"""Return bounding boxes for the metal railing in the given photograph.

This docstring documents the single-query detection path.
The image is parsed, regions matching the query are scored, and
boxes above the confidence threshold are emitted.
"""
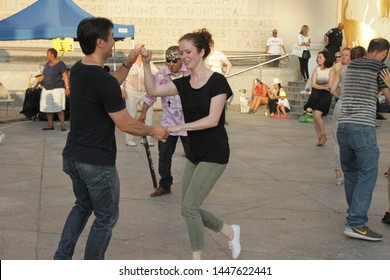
[226,53,293,79]
[150,53,294,79]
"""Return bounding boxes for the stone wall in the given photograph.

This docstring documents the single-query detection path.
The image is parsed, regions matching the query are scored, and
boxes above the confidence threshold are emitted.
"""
[0,0,338,54]
[1,0,335,109]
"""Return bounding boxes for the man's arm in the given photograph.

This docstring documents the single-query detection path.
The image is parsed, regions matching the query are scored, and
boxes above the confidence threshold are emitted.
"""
[380,69,390,102]
[223,57,232,77]
[324,34,329,46]
[109,108,169,141]
[111,45,143,84]
[281,44,286,54]
[138,102,150,123]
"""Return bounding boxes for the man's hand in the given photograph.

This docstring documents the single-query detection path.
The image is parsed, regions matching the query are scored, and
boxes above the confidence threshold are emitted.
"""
[150,125,170,142]
[138,112,146,123]
[381,69,390,88]
[126,44,144,65]
[141,48,153,64]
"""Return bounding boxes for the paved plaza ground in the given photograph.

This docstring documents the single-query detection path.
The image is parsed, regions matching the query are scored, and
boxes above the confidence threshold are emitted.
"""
[1,108,390,260]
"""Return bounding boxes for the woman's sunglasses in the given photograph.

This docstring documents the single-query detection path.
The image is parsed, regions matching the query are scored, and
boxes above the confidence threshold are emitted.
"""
[166,53,181,63]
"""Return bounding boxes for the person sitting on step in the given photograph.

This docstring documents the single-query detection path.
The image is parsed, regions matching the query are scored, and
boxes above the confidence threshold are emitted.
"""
[249,78,268,114]
[275,88,290,119]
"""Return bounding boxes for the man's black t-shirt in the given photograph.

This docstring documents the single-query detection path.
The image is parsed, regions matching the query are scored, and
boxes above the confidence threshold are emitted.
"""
[62,60,125,166]
[173,72,233,164]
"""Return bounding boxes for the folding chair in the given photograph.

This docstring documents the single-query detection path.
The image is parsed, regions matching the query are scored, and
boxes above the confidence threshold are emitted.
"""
[0,83,15,116]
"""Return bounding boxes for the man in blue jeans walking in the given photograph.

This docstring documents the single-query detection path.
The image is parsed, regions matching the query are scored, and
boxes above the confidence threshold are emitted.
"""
[337,38,390,241]
[54,17,169,260]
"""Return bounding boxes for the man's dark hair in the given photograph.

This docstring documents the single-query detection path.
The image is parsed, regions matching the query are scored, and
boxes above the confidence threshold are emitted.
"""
[77,17,114,55]
[367,38,390,54]
[351,46,367,60]
[166,45,179,55]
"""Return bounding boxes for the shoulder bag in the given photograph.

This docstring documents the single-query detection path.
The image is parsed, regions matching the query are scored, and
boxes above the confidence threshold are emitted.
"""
[300,35,311,60]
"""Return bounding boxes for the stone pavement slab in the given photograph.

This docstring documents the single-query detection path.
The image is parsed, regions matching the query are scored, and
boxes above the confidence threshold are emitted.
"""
[1,109,390,260]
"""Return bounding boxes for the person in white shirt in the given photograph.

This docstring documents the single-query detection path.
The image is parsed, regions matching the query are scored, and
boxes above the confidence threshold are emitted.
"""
[204,39,233,124]
[265,29,286,67]
[297,25,311,82]
[275,89,290,119]
[121,44,159,147]
[204,39,232,77]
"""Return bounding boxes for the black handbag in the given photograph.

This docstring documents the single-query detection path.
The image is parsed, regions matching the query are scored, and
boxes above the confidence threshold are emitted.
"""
[302,50,311,60]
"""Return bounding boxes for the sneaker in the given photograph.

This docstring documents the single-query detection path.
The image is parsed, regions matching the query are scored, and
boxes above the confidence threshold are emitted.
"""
[382,212,390,224]
[228,225,241,259]
[126,140,137,147]
[336,177,344,186]
[300,89,311,94]
[344,225,383,241]
[282,115,288,119]
[275,115,281,119]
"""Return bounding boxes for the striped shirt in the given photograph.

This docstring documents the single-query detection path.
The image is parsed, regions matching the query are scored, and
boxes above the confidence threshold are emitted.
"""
[339,58,388,127]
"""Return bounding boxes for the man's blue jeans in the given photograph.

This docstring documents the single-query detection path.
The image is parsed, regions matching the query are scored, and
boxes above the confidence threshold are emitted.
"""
[337,124,379,228]
[54,157,120,260]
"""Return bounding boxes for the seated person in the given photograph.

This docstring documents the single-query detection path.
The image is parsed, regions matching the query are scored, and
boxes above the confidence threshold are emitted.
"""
[249,78,268,114]
[275,89,290,119]
[267,78,282,117]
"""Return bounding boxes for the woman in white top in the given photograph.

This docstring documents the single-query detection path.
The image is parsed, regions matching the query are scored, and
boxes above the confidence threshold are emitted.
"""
[304,50,334,146]
[329,48,352,186]
[297,25,311,82]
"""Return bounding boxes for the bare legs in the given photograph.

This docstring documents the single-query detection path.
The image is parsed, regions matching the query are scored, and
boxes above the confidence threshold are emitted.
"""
[45,113,54,129]
[313,110,326,146]
[57,111,66,130]
[249,96,267,114]
[276,106,288,118]
[44,111,66,130]
[335,169,344,185]
[220,223,234,240]
[192,251,202,260]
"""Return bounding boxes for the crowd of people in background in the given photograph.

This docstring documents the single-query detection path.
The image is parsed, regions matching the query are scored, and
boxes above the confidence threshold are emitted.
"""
[2,16,390,260]
[236,23,390,243]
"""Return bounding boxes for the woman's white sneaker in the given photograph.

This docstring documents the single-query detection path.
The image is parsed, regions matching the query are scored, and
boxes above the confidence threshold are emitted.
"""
[228,224,241,259]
